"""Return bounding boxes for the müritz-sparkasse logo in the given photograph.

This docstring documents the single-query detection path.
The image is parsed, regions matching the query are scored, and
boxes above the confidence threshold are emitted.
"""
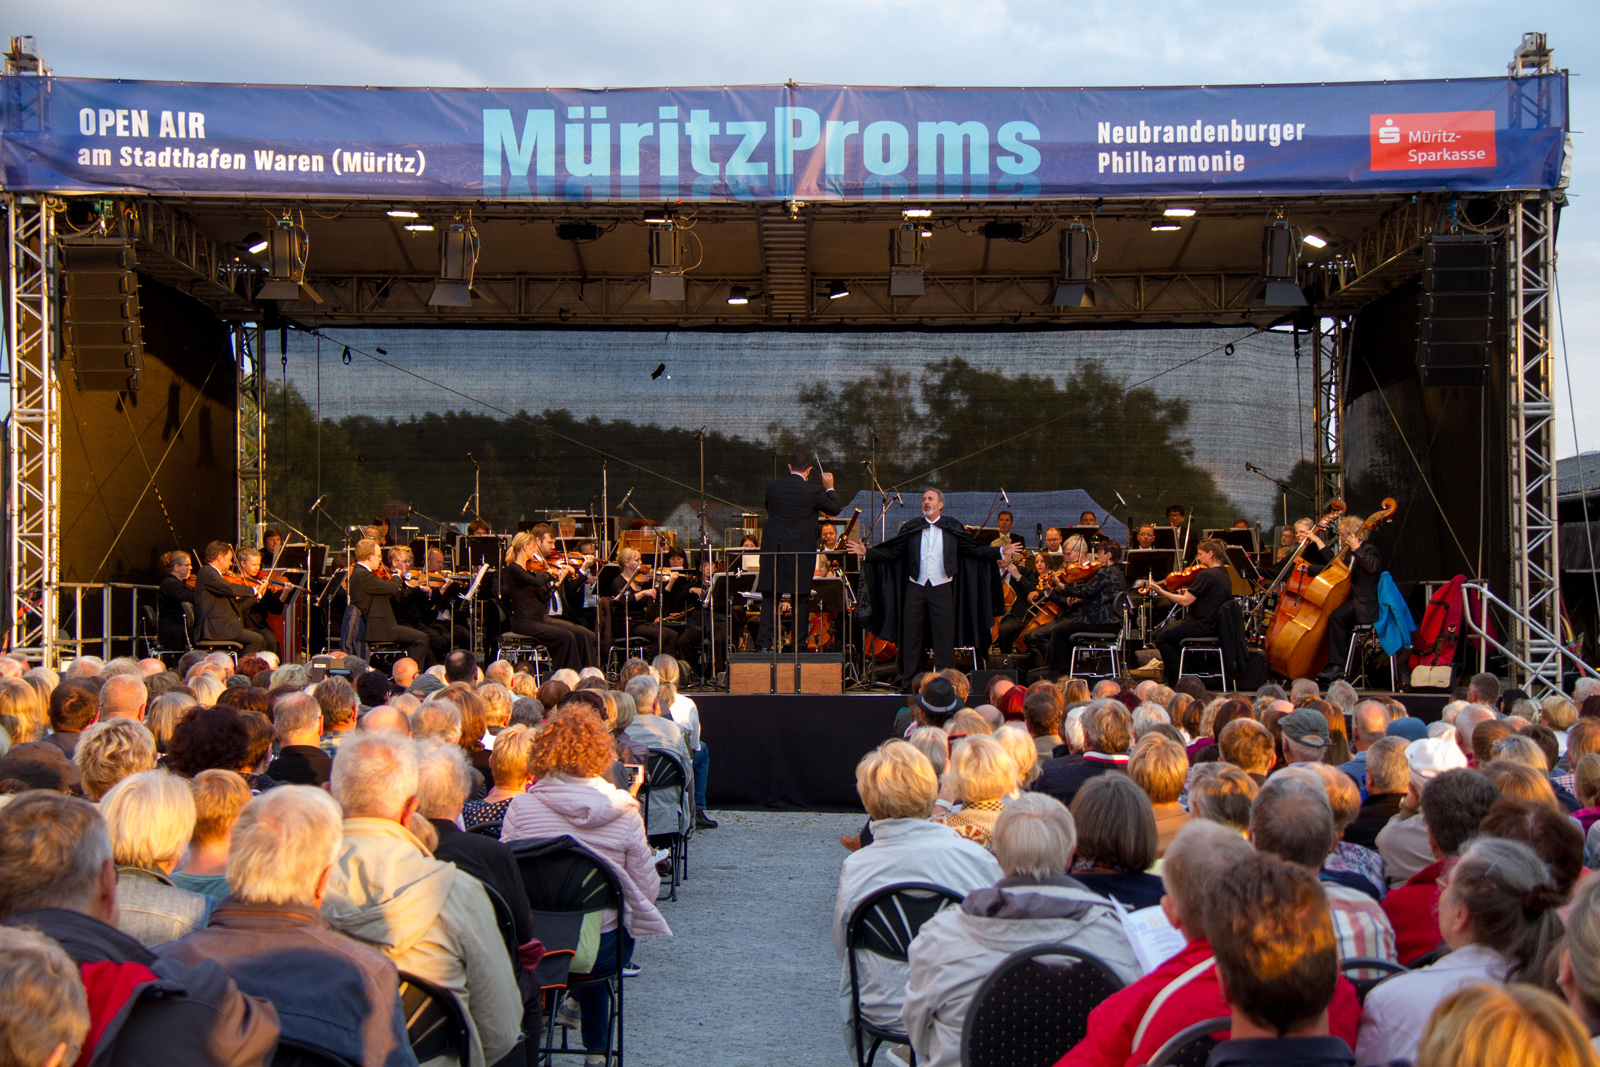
[1370,111,1496,171]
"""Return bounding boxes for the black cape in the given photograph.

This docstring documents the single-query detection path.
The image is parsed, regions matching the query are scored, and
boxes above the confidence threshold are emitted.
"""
[862,516,1004,650]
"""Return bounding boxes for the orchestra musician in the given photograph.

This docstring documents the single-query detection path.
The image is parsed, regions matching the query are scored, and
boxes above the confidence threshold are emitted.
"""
[347,538,431,663]
[611,547,680,660]
[373,516,395,547]
[1036,526,1065,571]
[847,488,1014,686]
[1167,504,1186,528]
[754,452,841,652]
[660,548,707,670]
[1133,524,1157,549]
[1290,517,1332,569]
[424,547,471,652]
[466,519,493,536]
[387,545,444,667]
[504,526,601,671]
[1145,537,1232,687]
[157,550,197,652]
[559,538,602,631]
[194,541,278,656]
[235,547,284,642]
[992,510,1025,548]
[262,527,284,556]
[1044,541,1129,674]
[1079,510,1099,528]
[992,544,1039,655]
[1021,534,1090,667]
[1320,516,1382,684]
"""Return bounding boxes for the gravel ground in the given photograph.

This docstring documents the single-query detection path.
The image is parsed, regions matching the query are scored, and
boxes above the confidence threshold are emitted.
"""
[618,809,866,1067]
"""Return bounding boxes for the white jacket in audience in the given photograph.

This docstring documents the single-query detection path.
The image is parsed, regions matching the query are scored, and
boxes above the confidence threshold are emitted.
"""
[832,818,1001,1056]
[1354,942,1510,1064]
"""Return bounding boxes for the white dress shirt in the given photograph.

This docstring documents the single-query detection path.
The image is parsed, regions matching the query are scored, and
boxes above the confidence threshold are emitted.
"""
[917,521,951,587]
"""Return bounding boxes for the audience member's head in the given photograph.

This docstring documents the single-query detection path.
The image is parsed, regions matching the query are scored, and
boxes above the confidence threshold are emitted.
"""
[1250,775,1336,869]
[48,679,100,735]
[1084,702,1133,756]
[1129,734,1188,805]
[992,724,1039,788]
[528,708,616,782]
[142,692,196,753]
[1483,759,1560,811]
[315,677,359,735]
[1467,671,1503,707]
[906,727,949,778]
[1443,836,1565,984]
[1187,762,1260,833]
[990,793,1075,879]
[1220,718,1275,777]
[488,724,537,795]
[100,769,195,874]
[0,924,90,1067]
[73,718,156,801]
[443,650,477,684]
[945,734,1012,805]
[1023,689,1064,740]
[1415,983,1597,1067]
[410,700,463,744]
[856,740,939,822]
[1161,819,1256,940]
[1559,873,1600,1039]
[1421,768,1501,859]
[0,677,45,744]
[97,674,148,723]
[1478,799,1584,901]
[188,769,252,857]
[0,793,113,920]
[1070,772,1157,874]
[227,785,344,907]
[414,740,474,822]
[1364,736,1410,797]
[165,705,251,777]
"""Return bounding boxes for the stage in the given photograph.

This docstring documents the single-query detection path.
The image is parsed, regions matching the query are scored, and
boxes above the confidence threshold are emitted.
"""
[696,691,1451,811]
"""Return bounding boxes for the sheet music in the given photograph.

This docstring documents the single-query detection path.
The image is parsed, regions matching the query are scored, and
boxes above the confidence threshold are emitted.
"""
[1111,897,1186,974]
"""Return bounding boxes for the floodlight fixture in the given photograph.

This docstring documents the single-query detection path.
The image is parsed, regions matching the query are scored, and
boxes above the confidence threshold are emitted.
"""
[827,280,850,300]
[1052,222,1114,308]
[1163,207,1197,218]
[727,285,750,305]
[242,231,268,254]
[386,208,420,219]
[1246,219,1308,307]
[902,207,932,219]
[649,221,686,301]
[428,220,480,307]
[404,222,435,233]
[1302,227,1331,249]
[255,217,323,304]
[888,224,926,297]
[1149,220,1182,232]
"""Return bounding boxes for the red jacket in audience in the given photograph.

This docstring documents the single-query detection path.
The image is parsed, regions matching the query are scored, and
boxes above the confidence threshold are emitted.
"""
[1381,859,1447,965]
[1054,937,1362,1067]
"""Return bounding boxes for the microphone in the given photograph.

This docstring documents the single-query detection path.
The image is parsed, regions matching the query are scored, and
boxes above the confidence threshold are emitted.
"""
[306,493,326,515]
[618,487,635,512]
[1116,491,1128,506]
[1245,461,1258,472]
[461,496,474,516]
[467,452,479,469]
[1000,488,1010,505]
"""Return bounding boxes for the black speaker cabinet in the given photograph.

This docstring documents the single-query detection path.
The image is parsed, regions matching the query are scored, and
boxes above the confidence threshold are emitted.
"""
[61,241,145,392]
[1417,235,1495,388]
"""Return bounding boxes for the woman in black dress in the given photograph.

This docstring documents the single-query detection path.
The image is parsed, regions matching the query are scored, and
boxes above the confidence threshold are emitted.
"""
[502,527,599,671]
[156,549,197,652]
[609,547,679,660]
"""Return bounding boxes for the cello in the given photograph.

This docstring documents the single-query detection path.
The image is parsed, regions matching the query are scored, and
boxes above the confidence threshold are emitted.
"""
[1263,498,1397,680]
[808,509,860,652]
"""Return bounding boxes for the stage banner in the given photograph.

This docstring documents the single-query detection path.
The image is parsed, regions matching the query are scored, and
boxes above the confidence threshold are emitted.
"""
[1,75,1567,202]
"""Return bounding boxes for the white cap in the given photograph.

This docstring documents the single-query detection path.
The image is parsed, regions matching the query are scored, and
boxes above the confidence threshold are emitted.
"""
[1405,736,1469,792]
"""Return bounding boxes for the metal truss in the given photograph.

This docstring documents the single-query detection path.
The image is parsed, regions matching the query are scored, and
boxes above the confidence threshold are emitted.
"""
[282,269,1273,327]
[1311,318,1344,511]
[6,195,61,662]
[1507,194,1561,694]
[235,324,265,548]
[1309,197,1444,312]
[124,199,257,317]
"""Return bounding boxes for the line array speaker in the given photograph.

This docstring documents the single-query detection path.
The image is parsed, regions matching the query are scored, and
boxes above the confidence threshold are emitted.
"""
[61,241,145,392]
[1417,234,1495,388]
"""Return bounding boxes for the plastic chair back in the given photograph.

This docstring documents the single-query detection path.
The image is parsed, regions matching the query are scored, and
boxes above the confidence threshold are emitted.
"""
[960,943,1125,1067]
[1339,956,1407,1005]
[396,971,471,1064]
[1142,1015,1231,1067]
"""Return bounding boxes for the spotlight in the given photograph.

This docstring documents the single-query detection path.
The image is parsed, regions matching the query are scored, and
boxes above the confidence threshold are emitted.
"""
[255,218,323,304]
[1052,223,1115,309]
[902,207,932,219]
[643,214,670,224]
[649,222,685,301]
[727,286,750,305]
[1163,207,1197,218]
[1246,220,1308,307]
[827,280,850,300]
[1149,221,1182,232]
[428,220,479,307]
[242,231,268,254]
[888,224,926,297]
[1302,227,1332,250]
[386,208,419,219]
[404,223,435,233]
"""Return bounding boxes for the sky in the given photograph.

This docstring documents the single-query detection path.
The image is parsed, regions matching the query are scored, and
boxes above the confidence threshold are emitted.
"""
[11,0,1599,453]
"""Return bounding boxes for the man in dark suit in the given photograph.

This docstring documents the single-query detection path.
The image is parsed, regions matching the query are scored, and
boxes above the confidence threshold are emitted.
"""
[1321,516,1382,683]
[755,452,840,651]
[195,541,278,656]
[847,488,1016,684]
[347,538,431,663]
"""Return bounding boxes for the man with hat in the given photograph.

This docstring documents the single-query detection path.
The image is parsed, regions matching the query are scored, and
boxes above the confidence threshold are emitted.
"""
[889,675,963,739]
[1279,708,1333,766]
[1374,737,1470,888]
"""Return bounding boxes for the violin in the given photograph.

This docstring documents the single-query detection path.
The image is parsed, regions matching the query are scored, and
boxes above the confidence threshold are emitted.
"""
[1153,561,1207,590]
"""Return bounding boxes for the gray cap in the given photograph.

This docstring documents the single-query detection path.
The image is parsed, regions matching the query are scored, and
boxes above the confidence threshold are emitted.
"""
[1280,707,1331,749]
[408,673,445,697]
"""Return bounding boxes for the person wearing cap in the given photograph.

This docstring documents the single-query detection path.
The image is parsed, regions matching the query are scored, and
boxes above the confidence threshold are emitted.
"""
[1278,707,1333,766]
[847,489,1015,688]
[913,677,963,730]
[1375,737,1470,888]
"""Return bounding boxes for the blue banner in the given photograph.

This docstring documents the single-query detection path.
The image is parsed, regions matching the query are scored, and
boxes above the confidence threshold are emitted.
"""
[0,75,1567,202]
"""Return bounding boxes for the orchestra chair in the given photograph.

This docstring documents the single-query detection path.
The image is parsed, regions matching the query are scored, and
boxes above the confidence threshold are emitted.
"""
[489,602,555,683]
[140,604,188,668]
[1066,594,1132,681]
[1343,623,1396,690]
[364,641,409,672]
[185,604,244,658]
[599,597,650,681]
[1177,638,1229,691]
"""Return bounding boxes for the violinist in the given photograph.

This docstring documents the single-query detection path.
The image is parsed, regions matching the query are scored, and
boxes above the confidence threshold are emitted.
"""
[157,549,197,651]
[1044,541,1129,674]
[610,547,680,660]
[348,538,431,663]
[386,546,442,667]
[424,548,472,652]
[235,547,285,640]
[559,538,601,630]
[504,526,600,671]
[661,548,706,670]
[195,541,278,657]
[1147,537,1232,686]
[1021,534,1089,667]
[1319,516,1382,685]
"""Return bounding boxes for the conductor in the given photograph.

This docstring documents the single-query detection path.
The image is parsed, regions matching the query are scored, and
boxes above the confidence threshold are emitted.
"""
[755,451,841,651]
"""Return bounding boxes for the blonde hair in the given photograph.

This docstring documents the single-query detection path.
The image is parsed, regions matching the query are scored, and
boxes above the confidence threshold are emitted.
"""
[74,718,157,801]
[1336,515,1365,541]
[991,793,1076,879]
[856,740,938,821]
[1543,696,1580,732]
[144,692,197,751]
[506,530,535,565]
[100,769,196,871]
[477,683,513,728]
[618,547,642,567]
[0,676,45,744]
[189,673,224,707]
[0,925,90,1067]
[948,734,1014,804]
[948,708,992,736]
[1129,734,1189,804]
[1415,982,1599,1067]
[227,786,344,905]
[189,769,252,847]
[906,727,949,777]
[489,724,537,789]
[993,724,1040,787]
[509,673,538,698]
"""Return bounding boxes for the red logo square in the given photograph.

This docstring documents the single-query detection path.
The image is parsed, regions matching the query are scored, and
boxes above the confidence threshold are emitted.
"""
[1371,111,1496,171]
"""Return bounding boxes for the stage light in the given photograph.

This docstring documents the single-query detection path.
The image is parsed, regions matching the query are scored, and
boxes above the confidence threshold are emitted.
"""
[727,286,750,305]
[1149,220,1182,232]
[888,223,926,297]
[1246,220,1308,307]
[428,220,479,307]
[404,222,435,233]
[1303,227,1331,249]
[643,214,670,224]
[902,207,932,218]
[649,222,686,301]
[386,208,419,219]
[242,231,268,254]
[255,217,323,304]
[1163,207,1197,218]
[827,280,850,300]
[1052,222,1115,309]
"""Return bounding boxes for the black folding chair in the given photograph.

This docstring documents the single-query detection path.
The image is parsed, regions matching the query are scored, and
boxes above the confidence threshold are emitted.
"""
[1339,956,1407,1005]
[960,943,1126,1067]
[465,820,505,839]
[643,748,690,902]
[397,971,472,1066]
[509,836,627,1067]
[1142,1015,1231,1067]
[846,882,965,1067]
[270,1038,360,1067]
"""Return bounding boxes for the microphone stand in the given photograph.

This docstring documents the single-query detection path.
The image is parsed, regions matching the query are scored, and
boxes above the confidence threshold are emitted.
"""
[263,506,317,660]
[1244,460,1314,536]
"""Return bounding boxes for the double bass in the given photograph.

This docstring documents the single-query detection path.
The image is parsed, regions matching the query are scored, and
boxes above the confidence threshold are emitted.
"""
[1263,498,1397,680]
[807,509,860,652]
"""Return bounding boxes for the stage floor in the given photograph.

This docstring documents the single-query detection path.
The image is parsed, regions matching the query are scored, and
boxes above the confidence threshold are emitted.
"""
[696,690,1449,811]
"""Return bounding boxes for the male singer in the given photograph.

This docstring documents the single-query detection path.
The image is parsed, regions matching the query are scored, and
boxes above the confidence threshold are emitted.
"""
[755,452,840,651]
[848,489,1016,685]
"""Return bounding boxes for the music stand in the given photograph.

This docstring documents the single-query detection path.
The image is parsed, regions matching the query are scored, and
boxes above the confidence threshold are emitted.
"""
[595,565,623,600]
[1148,527,1178,551]
[1064,524,1101,543]
[1124,550,1170,586]
[463,535,504,570]
[1225,546,1265,590]
[1209,527,1261,555]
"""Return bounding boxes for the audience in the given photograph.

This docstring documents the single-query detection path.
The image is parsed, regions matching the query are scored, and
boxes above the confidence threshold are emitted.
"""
[1188,761,1260,834]
[0,792,279,1064]
[931,734,1013,849]
[904,794,1139,1067]
[265,693,332,786]
[1414,983,1599,1067]
[1129,734,1189,856]
[1358,836,1567,1063]
[1034,702,1132,807]
[73,717,156,801]
[100,769,214,944]
[462,722,537,827]
[171,769,252,899]
[1345,735,1409,849]
[0,925,90,1067]
[1068,773,1164,908]
[323,732,520,1067]
[1381,767,1500,963]
[1377,736,1469,887]
[98,674,148,722]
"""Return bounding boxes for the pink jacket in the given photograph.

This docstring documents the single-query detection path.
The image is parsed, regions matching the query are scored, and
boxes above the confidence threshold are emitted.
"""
[499,776,672,940]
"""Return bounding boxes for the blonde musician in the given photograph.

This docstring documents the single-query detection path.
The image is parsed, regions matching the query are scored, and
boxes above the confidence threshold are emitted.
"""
[609,547,680,660]
[386,546,445,666]
[1020,534,1089,667]
[1320,516,1382,684]
[503,526,600,671]
[1146,537,1232,687]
